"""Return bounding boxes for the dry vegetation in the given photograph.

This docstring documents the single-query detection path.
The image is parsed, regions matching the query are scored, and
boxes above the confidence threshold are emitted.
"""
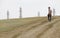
[0,16,60,38]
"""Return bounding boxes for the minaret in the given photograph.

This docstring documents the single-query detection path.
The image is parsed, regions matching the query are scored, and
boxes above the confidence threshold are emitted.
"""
[7,10,9,20]
[38,11,40,17]
[53,8,55,16]
[20,7,22,18]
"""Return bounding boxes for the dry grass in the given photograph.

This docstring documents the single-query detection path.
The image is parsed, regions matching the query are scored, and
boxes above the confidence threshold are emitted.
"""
[0,17,45,32]
[0,16,60,38]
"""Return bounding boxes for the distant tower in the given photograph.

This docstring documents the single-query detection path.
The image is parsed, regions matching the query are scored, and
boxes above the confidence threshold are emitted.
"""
[20,7,22,18]
[53,8,55,16]
[7,10,9,20]
[38,11,40,17]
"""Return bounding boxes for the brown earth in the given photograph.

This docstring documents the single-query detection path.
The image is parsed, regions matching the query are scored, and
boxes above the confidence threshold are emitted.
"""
[0,17,60,38]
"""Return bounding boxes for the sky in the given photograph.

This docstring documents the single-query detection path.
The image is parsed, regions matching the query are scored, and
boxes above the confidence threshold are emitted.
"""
[0,0,60,19]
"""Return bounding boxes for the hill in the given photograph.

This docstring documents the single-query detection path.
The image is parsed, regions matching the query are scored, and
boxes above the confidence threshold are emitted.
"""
[0,16,60,38]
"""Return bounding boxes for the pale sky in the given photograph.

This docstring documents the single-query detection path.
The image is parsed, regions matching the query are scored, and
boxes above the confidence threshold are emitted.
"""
[0,0,60,19]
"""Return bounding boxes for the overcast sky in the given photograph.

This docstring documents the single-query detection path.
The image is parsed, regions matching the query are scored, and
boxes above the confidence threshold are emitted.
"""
[0,0,60,19]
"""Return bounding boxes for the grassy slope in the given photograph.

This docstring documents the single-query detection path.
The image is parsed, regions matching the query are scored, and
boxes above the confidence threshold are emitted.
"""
[0,16,60,38]
[0,17,47,32]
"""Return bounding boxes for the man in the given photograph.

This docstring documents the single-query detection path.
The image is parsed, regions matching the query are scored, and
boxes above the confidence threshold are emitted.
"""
[48,7,52,21]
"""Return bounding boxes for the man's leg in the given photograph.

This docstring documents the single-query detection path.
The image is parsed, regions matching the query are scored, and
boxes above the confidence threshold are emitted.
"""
[48,15,49,21]
[50,16,51,21]
[49,15,51,21]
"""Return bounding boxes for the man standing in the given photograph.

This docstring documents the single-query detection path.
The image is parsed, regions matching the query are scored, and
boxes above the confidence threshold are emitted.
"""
[48,7,52,21]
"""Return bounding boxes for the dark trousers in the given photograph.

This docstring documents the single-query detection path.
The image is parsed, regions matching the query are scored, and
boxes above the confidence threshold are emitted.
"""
[48,14,51,21]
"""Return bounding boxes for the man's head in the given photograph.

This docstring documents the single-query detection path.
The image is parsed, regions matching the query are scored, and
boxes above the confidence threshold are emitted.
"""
[48,7,50,10]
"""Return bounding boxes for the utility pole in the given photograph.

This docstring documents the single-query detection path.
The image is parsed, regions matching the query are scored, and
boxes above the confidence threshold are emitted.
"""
[7,10,9,20]
[53,8,55,16]
[38,11,40,17]
[52,0,55,16]
[20,7,22,18]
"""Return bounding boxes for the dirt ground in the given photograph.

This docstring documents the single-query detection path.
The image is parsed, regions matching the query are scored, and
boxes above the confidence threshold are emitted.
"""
[0,17,60,38]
